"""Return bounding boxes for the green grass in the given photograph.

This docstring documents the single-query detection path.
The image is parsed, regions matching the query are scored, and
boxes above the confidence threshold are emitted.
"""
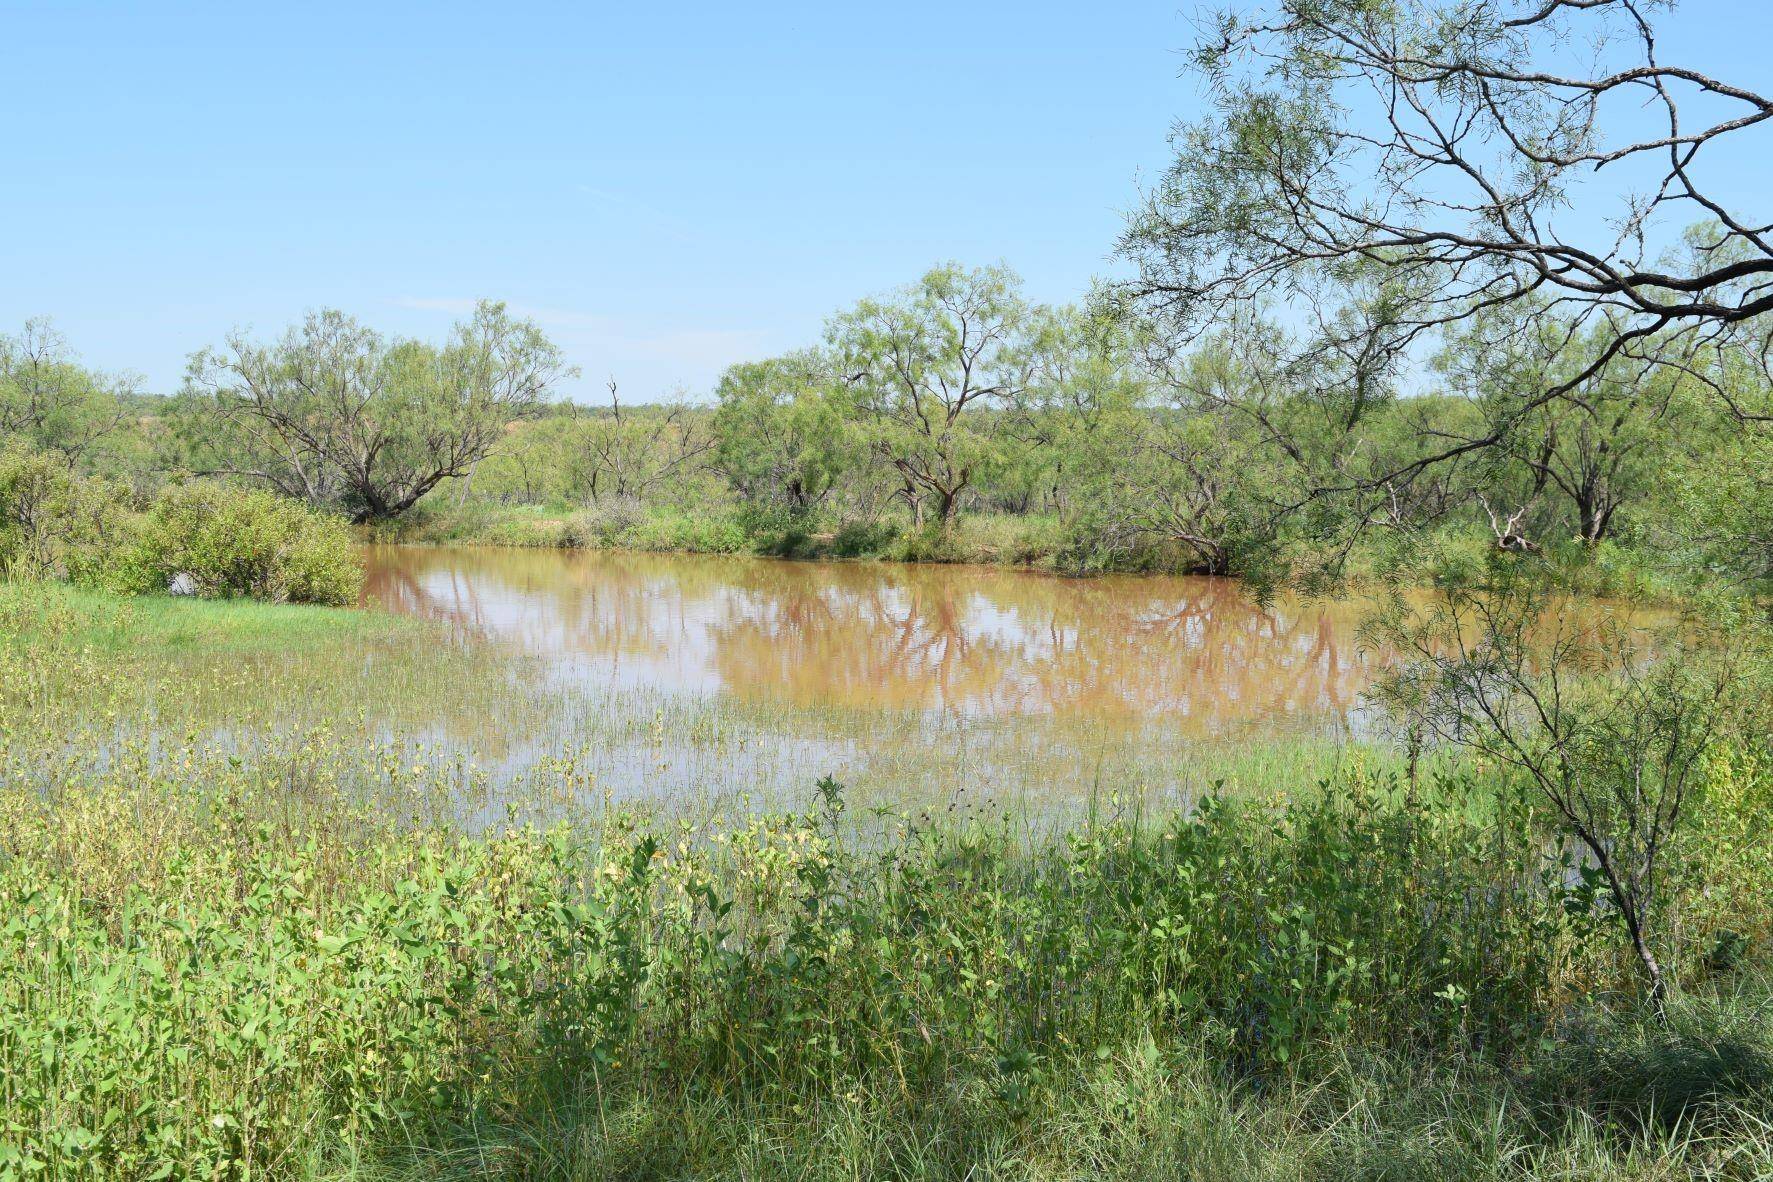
[368,499,1194,575]
[5,580,1773,1179]
[0,581,404,655]
[0,582,534,754]
[4,730,1772,1180]
[381,1035,1773,1181]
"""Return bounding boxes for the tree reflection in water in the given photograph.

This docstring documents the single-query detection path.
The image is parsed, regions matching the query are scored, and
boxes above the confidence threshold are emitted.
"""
[362,545,1381,737]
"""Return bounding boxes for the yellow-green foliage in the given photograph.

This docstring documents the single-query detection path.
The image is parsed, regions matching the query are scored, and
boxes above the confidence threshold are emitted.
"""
[1679,746,1773,961]
[0,447,364,607]
[0,444,131,584]
[0,730,1609,1179]
[110,481,363,605]
[0,763,641,1176]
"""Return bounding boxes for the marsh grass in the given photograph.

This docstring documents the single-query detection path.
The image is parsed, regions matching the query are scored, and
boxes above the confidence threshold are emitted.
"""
[5,582,1773,1179]
[2,579,1370,820]
[370,501,1189,576]
[15,583,400,653]
[4,731,1771,1180]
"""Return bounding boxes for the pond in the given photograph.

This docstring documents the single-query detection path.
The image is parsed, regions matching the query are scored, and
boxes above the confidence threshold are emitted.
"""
[364,545,1381,727]
[359,546,1389,817]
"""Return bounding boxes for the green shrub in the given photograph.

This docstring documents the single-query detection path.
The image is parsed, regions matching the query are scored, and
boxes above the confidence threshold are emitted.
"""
[890,522,970,563]
[0,763,1502,1173]
[1,718,1766,1178]
[0,444,131,583]
[369,499,583,548]
[560,497,646,548]
[1675,743,1773,967]
[619,506,749,554]
[830,519,899,557]
[113,481,363,605]
[995,514,1070,567]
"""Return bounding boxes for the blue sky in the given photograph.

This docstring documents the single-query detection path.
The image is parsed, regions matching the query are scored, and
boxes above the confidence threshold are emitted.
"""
[4,1,1191,400]
[5,1,1769,401]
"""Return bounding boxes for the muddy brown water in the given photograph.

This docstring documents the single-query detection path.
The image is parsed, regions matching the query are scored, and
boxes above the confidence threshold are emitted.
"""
[362,545,1382,735]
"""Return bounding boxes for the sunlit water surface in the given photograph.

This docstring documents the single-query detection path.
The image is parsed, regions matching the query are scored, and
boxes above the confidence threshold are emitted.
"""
[358,546,1389,819]
[366,546,1380,725]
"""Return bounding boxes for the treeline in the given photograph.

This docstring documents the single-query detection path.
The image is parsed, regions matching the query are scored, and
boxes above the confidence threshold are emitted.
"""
[0,306,561,603]
[3,262,1769,591]
[449,269,1763,587]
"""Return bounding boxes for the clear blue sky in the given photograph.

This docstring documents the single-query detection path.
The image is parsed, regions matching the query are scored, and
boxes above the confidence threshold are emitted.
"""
[5,2,1769,402]
[3,0,1193,400]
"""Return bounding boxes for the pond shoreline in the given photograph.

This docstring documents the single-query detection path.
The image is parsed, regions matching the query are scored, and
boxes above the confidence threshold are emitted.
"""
[358,504,1233,580]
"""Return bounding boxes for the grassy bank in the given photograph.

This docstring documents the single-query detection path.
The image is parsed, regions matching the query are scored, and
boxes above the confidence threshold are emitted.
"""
[366,500,1196,575]
[1,581,401,655]
[0,583,530,743]
[367,500,1702,608]
[6,727,1773,1179]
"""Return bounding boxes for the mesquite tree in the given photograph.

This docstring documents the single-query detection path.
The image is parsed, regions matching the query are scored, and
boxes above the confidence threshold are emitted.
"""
[831,264,1035,530]
[1372,567,1736,1011]
[1124,0,1773,502]
[0,319,132,468]
[569,381,715,505]
[712,352,856,516]
[1437,310,1686,546]
[188,301,566,521]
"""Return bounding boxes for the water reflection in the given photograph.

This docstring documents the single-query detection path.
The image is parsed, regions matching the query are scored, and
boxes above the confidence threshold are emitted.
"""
[363,546,1380,735]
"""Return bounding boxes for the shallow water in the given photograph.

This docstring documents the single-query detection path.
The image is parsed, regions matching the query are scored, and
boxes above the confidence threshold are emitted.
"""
[363,545,1383,735]
[18,548,1396,826]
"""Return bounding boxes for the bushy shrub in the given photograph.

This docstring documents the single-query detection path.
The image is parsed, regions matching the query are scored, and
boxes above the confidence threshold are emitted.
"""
[830,519,899,558]
[995,514,1072,568]
[890,522,970,563]
[112,481,363,605]
[1676,742,1773,965]
[561,496,648,548]
[0,754,1618,1177]
[0,443,131,583]
[557,501,750,554]
[886,516,1088,568]
[623,507,749,554]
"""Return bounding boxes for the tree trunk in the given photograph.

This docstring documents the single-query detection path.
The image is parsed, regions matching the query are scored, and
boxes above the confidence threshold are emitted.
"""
[1580,499,1616,544]
[936,488,959,531]
[457,458,480,509]
[1595,853,1669,1020]
[1621,904,1668,1018]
